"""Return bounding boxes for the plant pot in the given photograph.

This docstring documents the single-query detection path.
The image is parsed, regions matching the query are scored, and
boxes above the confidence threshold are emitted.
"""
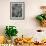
[41,20,46,27]
[11,36,17,44]
[7,39,12,44]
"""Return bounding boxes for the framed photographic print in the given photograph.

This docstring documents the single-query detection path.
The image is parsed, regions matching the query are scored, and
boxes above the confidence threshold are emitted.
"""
[10,2,25,20]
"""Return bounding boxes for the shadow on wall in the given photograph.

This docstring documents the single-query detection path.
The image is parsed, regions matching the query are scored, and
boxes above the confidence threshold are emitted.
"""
[29,15,40,27]
[0,26,5,35]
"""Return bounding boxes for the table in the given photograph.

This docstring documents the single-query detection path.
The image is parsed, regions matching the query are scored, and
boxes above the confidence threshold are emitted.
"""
[14,43,46,46]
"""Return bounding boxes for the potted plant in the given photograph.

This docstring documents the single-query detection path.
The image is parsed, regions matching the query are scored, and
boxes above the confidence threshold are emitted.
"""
[36,14,46,27]
[5,26,18,43]
[36,6,46,27]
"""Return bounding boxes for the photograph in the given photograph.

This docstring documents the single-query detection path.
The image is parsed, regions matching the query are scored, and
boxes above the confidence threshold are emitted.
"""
[10,2,25,20]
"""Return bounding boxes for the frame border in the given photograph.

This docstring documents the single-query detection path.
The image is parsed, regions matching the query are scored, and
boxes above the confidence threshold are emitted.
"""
[10,2,25,20]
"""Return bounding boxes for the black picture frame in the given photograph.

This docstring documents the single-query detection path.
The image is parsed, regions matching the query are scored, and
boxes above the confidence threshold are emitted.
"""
[10,2,25,20]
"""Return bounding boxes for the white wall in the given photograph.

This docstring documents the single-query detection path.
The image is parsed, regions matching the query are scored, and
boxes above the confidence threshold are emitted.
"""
[0,0,46,37]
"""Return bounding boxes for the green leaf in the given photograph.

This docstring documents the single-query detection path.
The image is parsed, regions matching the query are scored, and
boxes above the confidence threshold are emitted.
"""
[5,26,18,39]
[36,15,44,21]
[44,15,46,19]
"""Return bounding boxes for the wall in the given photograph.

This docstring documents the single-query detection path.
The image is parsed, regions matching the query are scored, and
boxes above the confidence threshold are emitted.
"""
[0,0,46,38]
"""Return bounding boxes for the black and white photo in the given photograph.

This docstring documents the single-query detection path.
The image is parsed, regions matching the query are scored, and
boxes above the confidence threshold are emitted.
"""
[10,2,25,20]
